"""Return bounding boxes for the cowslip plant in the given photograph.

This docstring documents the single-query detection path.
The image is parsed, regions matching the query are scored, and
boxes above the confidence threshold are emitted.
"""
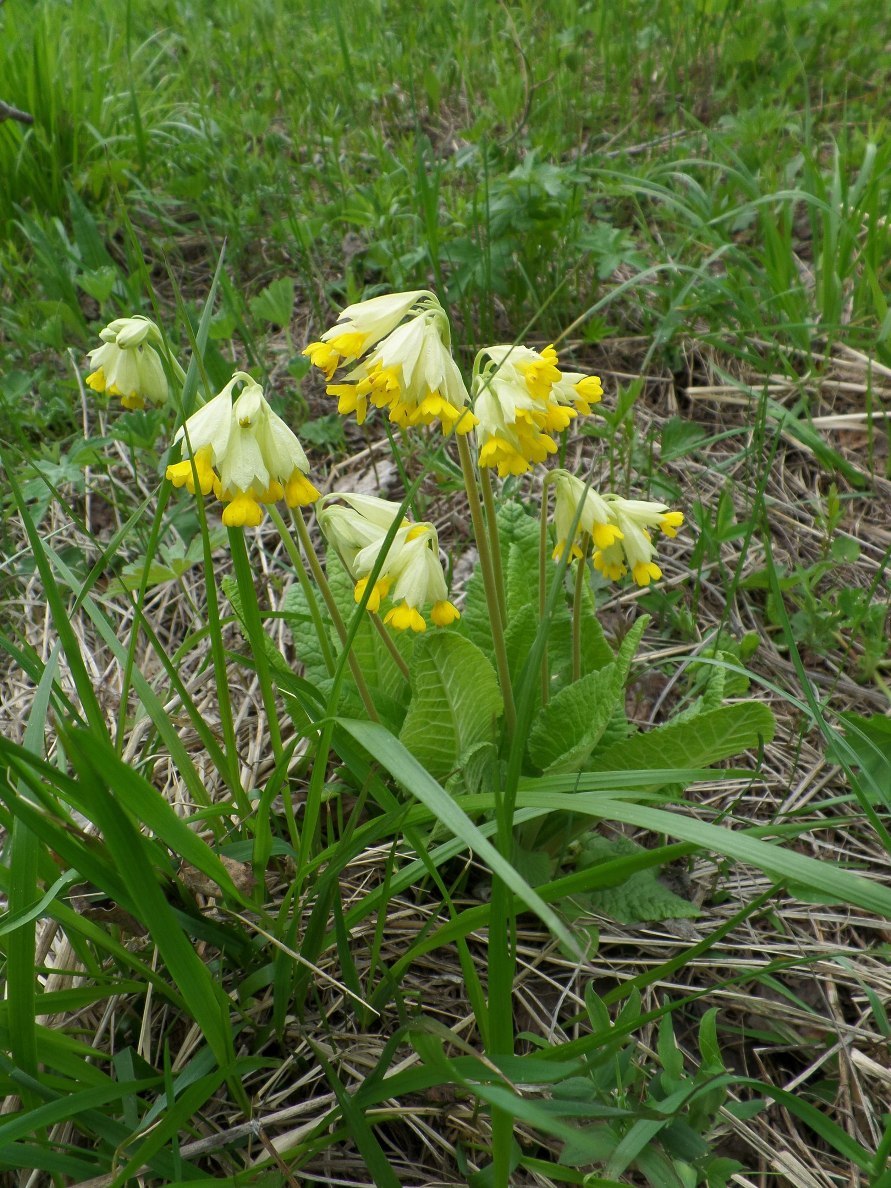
[12,285,891,1186]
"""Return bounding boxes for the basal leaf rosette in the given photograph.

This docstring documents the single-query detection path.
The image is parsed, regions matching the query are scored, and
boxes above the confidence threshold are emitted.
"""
[552,470,684,586]
[318,493,460,632]
[303,291,478,436]
[166,371,319,528]
[473,345,603,477]
[85,315,169,410]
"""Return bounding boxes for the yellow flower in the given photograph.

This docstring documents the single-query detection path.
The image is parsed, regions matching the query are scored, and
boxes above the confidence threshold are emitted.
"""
[305,291,477,436]
[318,494,460,631]
[592,496,685,586]
[551,470,624,562]
[473,345,602,476]
[166,372,319,528]
[85,315,168,410]
[303,291,428,379]
[548,474,683,585]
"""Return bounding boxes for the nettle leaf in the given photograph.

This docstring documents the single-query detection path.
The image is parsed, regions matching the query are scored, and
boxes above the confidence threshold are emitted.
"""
[400,633,503,780]
[529,617,647,774]
[589,702,776,774]
[569,836,699,924]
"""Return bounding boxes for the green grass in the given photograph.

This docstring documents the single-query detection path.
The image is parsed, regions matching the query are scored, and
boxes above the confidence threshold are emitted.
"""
[1,0,891,1184]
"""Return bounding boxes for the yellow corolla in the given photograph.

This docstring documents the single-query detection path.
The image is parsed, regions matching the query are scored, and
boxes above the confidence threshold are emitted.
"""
[166,372,318,528]
[318,494,460,631]
[473,345,603,476]
[304,291,478,436]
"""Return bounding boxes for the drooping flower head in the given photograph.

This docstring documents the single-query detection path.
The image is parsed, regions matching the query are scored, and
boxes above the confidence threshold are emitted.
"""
[166,371,319,528]
[318,493,460,632]
[304,291,478,437]
[550,472,684,587]
[552,470,625,562]
[593,496,684,587]
[85,315,169,410]
[473,345,602,477]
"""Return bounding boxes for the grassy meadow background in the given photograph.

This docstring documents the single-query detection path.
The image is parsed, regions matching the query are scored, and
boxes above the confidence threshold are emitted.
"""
[1,0,890,1184]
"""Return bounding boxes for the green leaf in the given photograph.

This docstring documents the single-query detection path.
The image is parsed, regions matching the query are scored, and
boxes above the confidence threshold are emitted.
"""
[400,633,503,779]
[530,617,647,773]
[340,720,579,952]
[570,836,699,923]
[445,740,498,797]
[222,574,287,674]
[560,796,891,921]
[249,276,295,327]
[589,702,775,774]
[282,583,330,683]
[835,712,891,807]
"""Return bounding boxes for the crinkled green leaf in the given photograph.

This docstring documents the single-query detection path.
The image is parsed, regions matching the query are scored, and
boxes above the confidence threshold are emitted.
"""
[570,836,699,923]
[400,633,502,779]
[589,702,776,774]
[530,617,647,773]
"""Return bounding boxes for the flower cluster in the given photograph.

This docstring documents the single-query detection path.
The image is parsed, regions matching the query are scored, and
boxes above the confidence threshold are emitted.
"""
[552,470,683,587]
[473,345,603,477]
[85,316,168,410]
[318,493,460,632]
[166,372,319,527]
[304,292,478,436]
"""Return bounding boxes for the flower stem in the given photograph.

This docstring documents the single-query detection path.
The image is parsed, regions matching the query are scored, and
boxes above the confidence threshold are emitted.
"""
[539,471,559,708]
[228,528,283,764]
[268,505,335,676]
[480,466,507,631]
[370,613,411,680]
[572,537,590,684]
[290,507,380,723]
[457,435,516,735]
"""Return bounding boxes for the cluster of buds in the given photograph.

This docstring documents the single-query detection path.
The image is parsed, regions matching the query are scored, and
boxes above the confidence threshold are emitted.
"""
[304,291,478,437]
[318,494,460,632]
[165,372,318,527]
[85,315,169,410]
[552,470,684,587]
[473,345,603,477]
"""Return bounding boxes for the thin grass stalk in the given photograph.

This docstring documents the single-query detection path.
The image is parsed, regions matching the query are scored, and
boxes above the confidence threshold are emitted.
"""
[479,467,507,630]
[290,508,380,723]
[295,480,424,886]
[267,505,336,676]
[228,529,284,763]
[571,538,590,684]
[456,435,516,735]
[539,470,559,707]
[370,613,411,680]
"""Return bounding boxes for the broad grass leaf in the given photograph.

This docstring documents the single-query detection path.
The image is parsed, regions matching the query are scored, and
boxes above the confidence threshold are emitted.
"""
[340,720,578,952]
[400,633,502,779]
